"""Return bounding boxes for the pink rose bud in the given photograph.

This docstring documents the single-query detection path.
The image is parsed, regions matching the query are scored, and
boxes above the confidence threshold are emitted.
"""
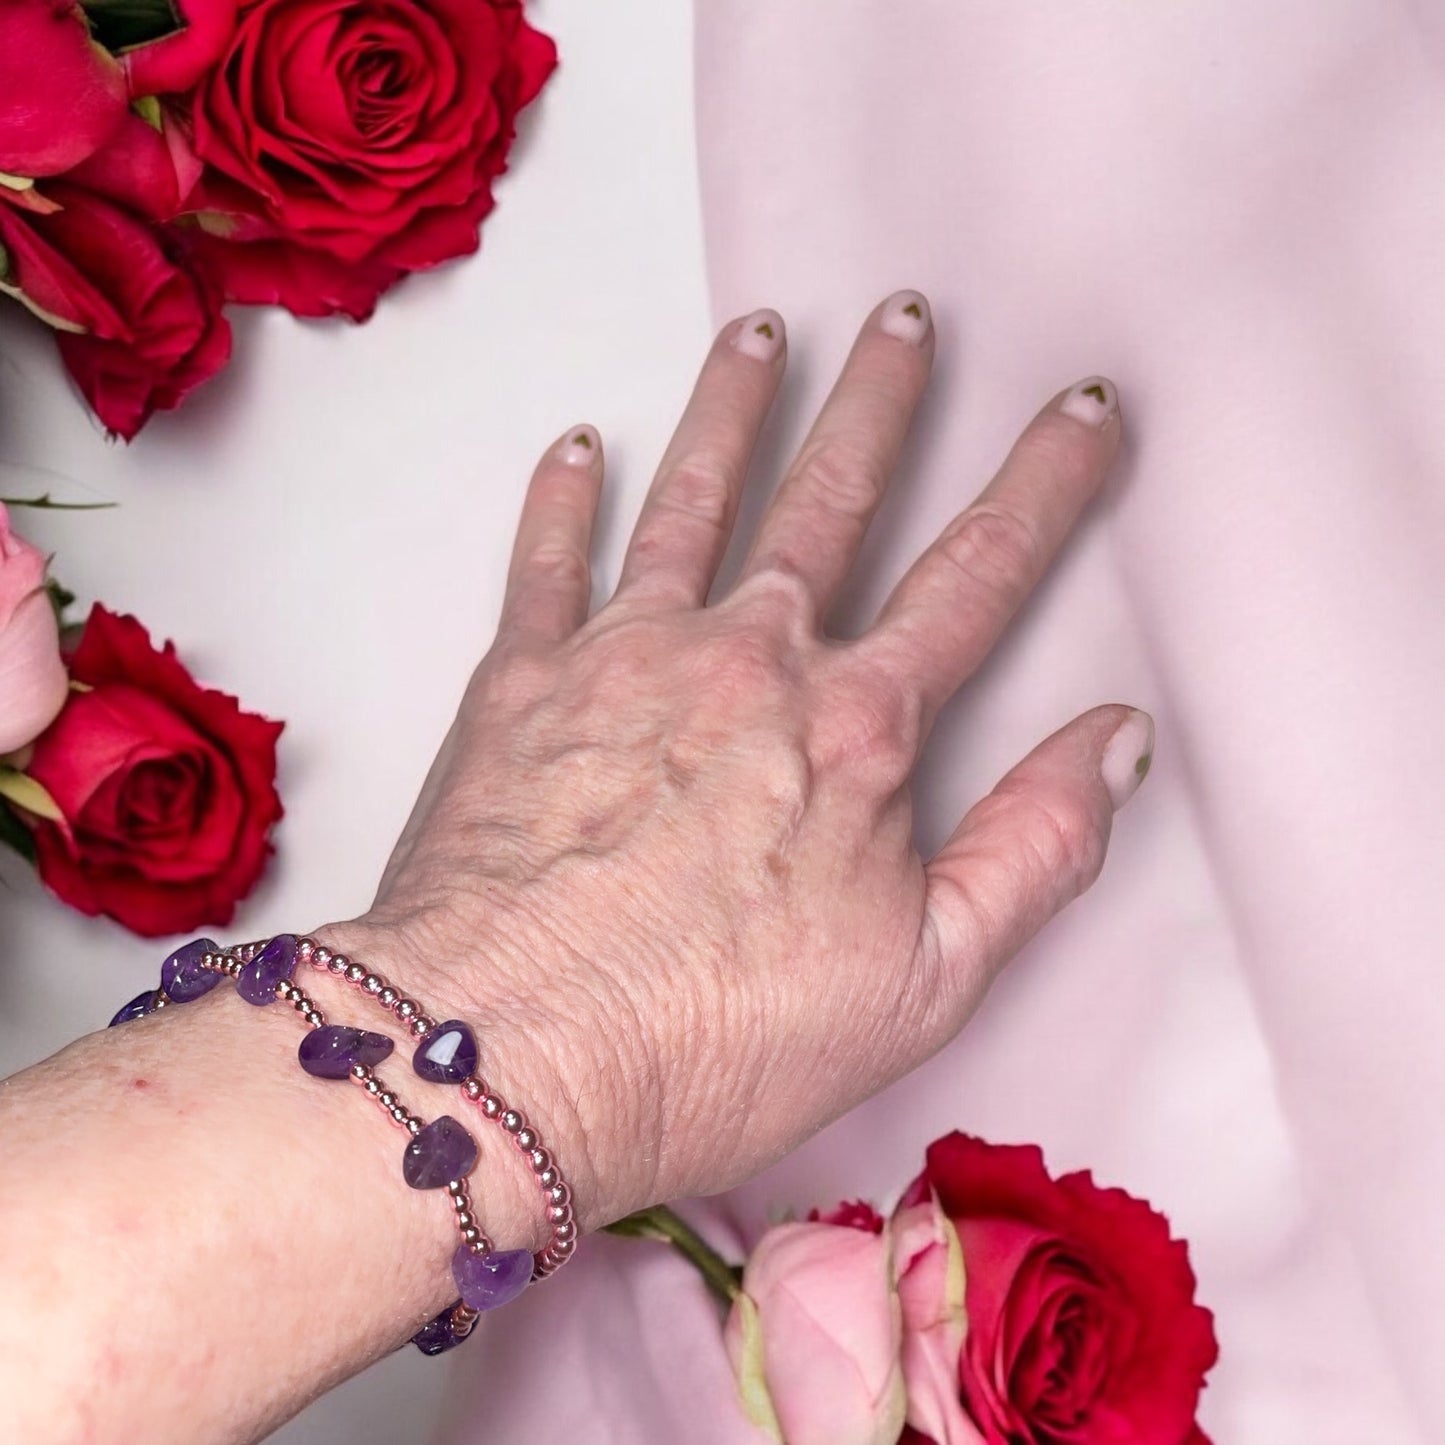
[0,504,68,755]
[891,1194,983,1445]
[723,1220,906,1445]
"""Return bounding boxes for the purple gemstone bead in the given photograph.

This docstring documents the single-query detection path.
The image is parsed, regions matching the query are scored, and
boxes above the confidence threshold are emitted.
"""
[160,937,222,1003]
[109,990,160,1027]
[402,1115,478,1189]
[235,933,298,1006]
[451,1244,532,1311]
[298,1026,395,1080]
[410,1304,470,1356]
[413,1019,479,1083]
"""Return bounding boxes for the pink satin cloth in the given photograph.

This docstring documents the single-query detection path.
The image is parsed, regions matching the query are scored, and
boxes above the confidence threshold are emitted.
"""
[441,5,1445,1440]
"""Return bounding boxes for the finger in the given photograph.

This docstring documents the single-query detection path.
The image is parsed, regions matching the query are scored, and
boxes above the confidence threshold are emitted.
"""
[917,704,1153,1033]
[498,424,605,643]
[616,309,787,608]
[735,290,934,616]
[862,378,1120,726]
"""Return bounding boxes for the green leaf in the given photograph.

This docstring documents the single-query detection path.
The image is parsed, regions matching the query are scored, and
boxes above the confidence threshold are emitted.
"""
[0,803,37,864]
[132,95,163,131]
[0,769,64,822]
[45,578,77,628]
[731,1295,783,1441]
[82,0,183,51]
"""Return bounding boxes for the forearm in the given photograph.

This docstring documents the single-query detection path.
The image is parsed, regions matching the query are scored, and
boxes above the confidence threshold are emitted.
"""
[0,927,563,1445]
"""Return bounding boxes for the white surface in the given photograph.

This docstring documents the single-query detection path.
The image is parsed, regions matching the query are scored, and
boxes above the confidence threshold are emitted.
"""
[0,2,705,1440]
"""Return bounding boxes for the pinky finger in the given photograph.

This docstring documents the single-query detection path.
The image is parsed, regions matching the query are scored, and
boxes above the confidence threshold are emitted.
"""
[499,424,605,643]
[917,704,1154,1032]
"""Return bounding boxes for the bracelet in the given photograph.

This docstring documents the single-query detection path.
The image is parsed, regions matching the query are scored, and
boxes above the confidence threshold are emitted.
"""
[108,932,578,1357]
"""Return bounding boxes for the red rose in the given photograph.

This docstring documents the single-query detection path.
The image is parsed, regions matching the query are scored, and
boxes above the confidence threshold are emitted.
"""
[0,184,230,439]
[897,1133,1218,1445]
[0,0,126,177]
[24,606,283,937]
[188,0,556,319]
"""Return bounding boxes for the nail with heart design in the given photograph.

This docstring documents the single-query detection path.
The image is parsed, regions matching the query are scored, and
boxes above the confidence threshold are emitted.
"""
[557,423,602,467]
[879,289,931,346]
[732,308,786,362]
[1060,376,1119,427]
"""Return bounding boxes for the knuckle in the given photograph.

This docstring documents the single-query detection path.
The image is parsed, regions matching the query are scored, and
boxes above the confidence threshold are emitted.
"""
[524,544,591,593]
[936,505,1040,606]
[694,627,788,710]
[792,434,885,520]
[657,459,735,531]
[809,663,918,778]
[473,648,556,712]
[993,779,1106,895]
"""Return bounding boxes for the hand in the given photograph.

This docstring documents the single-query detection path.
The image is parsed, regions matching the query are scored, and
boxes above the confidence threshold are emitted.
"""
[327,292,1150,1232]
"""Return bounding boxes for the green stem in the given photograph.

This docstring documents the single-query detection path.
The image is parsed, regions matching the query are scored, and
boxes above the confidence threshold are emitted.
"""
[0,495,116,511]
[604,1204,742,1306]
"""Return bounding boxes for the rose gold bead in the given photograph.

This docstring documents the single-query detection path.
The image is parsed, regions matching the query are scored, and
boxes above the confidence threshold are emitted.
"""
[515,1127,538,1150]
[377,1090,395,1109]
[311,944,331,968]
[455,1210,474,1231]
[378,987,398,1008]
[446,1179,466,1197]
[528,1148,551,1174]
[307,1014,325,1029]
[406,1117,422,1135]
[461,1077,483,1100]
[537,1166,559,1189]
[546,1203,569,1224]
[553,1219,577,1243]
[276,981,294,1000]
[350,1064,371,1082]
[551,1236,576,1257]
[152,994,171,1010]
[410,1015,434,1038]
[328,953,348,974]
[547,1182,571,1207]
[481,1095,503,1119]
[396,1000,417,1022]
[345,962,366,984]
[500,1110,525,1135]
[459,1224,482,1247]
[390,1105,409,1125]
[362,973,384,995]
[296,938,315,963]
[364,1079,381,1096]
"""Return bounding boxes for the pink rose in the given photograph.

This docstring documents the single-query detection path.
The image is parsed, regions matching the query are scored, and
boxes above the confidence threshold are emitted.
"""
[0,505,68,755]
[724,1217,906,1445]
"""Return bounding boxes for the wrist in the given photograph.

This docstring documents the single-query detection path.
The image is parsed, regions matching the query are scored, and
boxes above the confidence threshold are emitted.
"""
[309,914,604,1252]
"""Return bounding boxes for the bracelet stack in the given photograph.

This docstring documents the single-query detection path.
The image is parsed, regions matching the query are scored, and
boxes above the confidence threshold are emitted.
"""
[109,932,577,1356]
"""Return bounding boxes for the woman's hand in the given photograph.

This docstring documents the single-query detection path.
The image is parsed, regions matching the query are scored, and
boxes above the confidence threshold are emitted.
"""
[328,291,1150,1232]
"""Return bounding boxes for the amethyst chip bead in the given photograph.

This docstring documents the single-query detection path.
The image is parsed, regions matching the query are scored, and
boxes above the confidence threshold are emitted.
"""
[236,934,299,1005]
[410,1307,471,1355]
[160,937,222,1002]
[402,1115,478,1189]
[451,1244,532,1311]
[413,1020,479,1084]
[108,990,161,1027]
[298,1026,395,1080]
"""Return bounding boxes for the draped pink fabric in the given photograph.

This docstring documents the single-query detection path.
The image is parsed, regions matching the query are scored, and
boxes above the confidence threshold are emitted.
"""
[443,4,1445,1439]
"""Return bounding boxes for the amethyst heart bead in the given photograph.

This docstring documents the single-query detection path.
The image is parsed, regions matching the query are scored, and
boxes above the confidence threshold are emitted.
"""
[236,934,298,1005]
[298,1026,395,1080]
[160,937,221,1002]
[402,1115,478,1189]
[109,990,160,1027]
[413,1020,479,1084]
[451,1245,532,1311]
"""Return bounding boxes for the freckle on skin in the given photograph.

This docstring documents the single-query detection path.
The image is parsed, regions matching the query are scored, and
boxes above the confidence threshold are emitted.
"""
[132,1078,149,1090]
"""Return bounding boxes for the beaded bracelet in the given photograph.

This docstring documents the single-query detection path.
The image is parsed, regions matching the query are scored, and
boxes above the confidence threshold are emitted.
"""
[109,932,577,1356]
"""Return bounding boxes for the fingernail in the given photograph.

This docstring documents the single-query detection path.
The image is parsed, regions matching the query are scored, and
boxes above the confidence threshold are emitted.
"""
[557,424,601,468]
[878,289,931,346]
[732,308,785,362]
[1059,376,1119,427]
[1101,709,1154,811]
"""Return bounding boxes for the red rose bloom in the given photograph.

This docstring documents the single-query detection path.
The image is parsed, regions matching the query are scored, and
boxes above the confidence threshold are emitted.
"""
[189,0,556,319]
[25,607,283,937]
[0,185,230,439]
[899,1133,1218,1445]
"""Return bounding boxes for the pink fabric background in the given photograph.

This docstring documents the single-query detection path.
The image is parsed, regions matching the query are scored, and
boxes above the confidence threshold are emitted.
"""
[443,4,1445,1439]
